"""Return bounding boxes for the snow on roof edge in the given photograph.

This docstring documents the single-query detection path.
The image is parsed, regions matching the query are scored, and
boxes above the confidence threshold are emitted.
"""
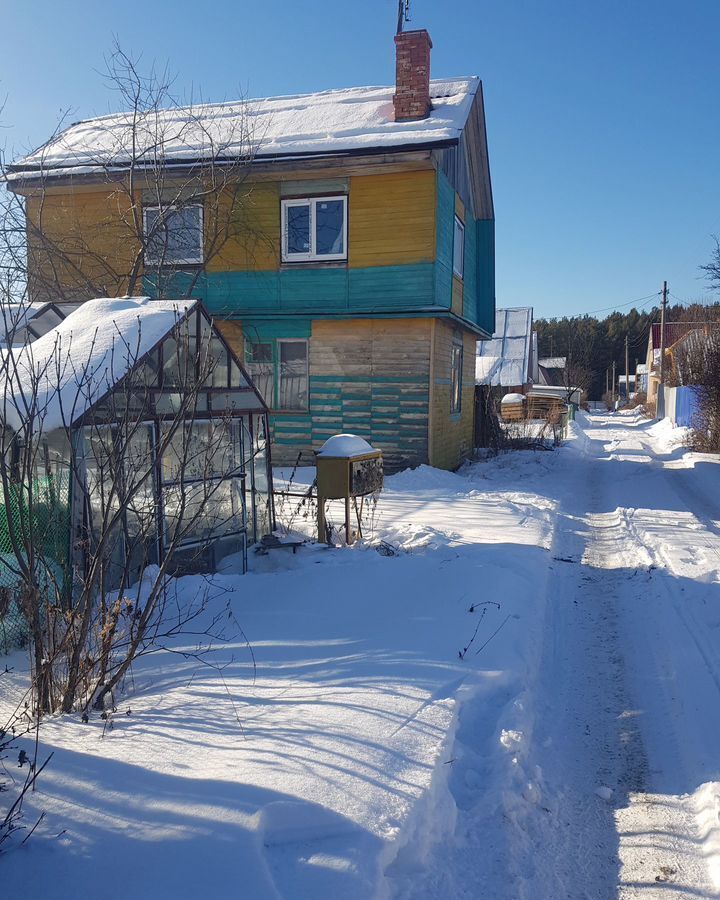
[7,77,480,182]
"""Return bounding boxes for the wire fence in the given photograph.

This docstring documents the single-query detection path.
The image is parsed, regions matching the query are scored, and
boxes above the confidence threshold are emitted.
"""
[0,472,71,654]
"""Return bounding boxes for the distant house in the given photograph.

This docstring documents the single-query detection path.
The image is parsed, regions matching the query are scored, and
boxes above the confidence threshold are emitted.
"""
[536,356,566,388]
[644,322,696,404]
[618,374,636,399]
[475,307,535,393]
[635,363,649,394]
[7,28,495,473]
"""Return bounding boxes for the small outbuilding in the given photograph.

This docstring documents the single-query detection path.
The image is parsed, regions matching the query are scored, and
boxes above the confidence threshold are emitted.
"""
[0,297,273,611]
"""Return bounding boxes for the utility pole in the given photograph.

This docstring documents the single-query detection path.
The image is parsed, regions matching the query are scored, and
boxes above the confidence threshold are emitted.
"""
[605,367,609,397]
[625,334,630,402]
[659,280,668,385]
[612,359,616,404]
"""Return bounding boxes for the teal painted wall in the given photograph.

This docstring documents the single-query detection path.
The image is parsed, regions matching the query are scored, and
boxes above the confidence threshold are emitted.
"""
[476,219,496,336]
[434,170,495,336]
[434,172,455,311]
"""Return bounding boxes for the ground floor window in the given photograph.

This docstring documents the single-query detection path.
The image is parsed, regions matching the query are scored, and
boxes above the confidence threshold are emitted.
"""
[451,339,463,414]
[245,338,308,411]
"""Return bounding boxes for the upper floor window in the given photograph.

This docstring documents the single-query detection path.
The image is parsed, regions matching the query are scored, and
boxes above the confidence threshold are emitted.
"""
[144,204,204,266]
[281,196,347,262]
[453,215,465,279]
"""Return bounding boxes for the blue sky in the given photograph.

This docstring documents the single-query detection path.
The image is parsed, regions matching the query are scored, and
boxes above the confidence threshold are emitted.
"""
[3,0,719,318]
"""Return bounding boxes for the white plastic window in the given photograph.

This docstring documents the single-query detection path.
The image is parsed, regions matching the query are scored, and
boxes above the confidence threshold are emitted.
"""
[144,205,204,266]
[282,196,347,262]
[453,215,465,279]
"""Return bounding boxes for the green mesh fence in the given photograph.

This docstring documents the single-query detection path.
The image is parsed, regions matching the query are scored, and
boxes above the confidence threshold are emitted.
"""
[0,470,71,654]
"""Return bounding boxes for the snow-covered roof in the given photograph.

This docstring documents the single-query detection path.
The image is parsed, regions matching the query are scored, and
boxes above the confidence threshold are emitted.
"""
[8,78,480,182]
[501,393,525,404]
[475,307,534,387]
[317,434,376,458]
[0,303,56,347]
[0,297,195,433]
[538,356,566,369]
[636,364,648,375]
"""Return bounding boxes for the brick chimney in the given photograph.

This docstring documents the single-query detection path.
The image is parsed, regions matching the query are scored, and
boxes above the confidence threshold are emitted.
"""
[393,29,432,121]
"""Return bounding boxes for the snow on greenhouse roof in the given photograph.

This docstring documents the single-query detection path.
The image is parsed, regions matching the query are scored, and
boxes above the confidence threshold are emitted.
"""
[0,297,195,432]
[476,307,534,387]
[8,78,479,181]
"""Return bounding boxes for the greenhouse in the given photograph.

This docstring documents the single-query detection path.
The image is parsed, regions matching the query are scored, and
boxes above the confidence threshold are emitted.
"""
[0,297,273,650]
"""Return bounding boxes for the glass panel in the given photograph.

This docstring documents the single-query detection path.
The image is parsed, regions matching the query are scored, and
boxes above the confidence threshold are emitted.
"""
[209,336,229,388]
[278,341,308,410]
[245,341,274,406]
[145,205,203,266]
[162,330,197,389]
[315,199,345,256]
[251,414,270,542]
[130,347,160,388]
[229,360,250,389]
[451,343,463,414]
[453,217,464,278]
[286,203,310,255]
[163,477,246,545]
[160,419,242,484]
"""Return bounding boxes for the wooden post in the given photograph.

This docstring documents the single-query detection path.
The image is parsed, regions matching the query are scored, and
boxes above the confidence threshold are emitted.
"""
[659,280,668,386]
[612,360,616,403]
[317,497,327,544]
[625,334,629,401]
[345,495,352,545]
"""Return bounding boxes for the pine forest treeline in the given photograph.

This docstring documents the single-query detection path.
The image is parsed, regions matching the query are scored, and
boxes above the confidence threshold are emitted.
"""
[534,302,720,399]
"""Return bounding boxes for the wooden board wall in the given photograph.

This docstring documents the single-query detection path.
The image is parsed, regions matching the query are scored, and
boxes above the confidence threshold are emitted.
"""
[429,320,476,470]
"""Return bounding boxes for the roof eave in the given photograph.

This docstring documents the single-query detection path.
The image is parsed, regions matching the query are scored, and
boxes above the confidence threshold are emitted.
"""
[5,139,459,192]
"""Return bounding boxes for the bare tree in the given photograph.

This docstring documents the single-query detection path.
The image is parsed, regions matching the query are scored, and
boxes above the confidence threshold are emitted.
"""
[560,318,595,404]
[3,41,270,305]
[700,236,720,294]
[0,296,267,718]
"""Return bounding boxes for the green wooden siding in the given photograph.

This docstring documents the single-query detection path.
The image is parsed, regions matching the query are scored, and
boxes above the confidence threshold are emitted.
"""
[270,372,429,469]
[463,216,478,323]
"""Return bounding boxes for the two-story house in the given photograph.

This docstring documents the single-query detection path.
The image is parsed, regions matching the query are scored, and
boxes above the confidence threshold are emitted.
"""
[7,29,495,471]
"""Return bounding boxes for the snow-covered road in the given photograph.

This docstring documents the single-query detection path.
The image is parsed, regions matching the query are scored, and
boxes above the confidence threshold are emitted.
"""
[394,411,720,899]
[3,411,720,899]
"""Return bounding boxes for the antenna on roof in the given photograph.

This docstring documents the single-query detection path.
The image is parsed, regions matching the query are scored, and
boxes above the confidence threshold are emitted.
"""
[396,0,410,34]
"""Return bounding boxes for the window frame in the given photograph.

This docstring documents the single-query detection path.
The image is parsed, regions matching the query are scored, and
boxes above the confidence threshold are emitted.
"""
[143,203,205,267]
[453,215,465,280]
[277,338,309,411]
[245,338,309,412]
[450,339,463,415]
[281,195,348,263]
[244,341,275,409]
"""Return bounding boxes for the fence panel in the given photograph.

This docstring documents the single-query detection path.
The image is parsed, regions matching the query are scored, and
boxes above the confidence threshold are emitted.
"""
[674,386,701,428]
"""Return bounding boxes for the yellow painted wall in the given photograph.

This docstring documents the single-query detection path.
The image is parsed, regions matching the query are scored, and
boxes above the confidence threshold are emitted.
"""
[214,319,244,359]
[452,277,464,316]
[206,183,279,272]
[348,170,436,268]
[26,188,141,300]
[429,321,476,470]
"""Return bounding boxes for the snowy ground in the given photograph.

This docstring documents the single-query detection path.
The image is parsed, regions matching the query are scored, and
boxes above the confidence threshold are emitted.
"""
[2,411,720,898]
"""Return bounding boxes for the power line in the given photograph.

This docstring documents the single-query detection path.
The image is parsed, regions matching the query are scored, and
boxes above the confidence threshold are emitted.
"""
[576,292,661,318]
